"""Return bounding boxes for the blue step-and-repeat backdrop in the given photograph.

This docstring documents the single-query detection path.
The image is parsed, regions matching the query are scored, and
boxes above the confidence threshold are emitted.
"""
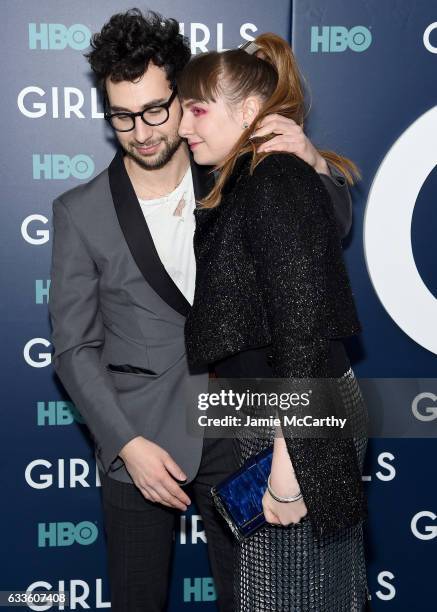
[1,1,436,609]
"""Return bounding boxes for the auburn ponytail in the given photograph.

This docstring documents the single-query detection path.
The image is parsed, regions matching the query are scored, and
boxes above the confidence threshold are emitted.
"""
[177,33,360,208]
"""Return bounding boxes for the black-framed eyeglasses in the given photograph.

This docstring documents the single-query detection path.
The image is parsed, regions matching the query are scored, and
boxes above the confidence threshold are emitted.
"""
[104,89,178,132]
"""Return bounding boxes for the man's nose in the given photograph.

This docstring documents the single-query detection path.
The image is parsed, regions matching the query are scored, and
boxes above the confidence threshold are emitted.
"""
[132,116,153,142]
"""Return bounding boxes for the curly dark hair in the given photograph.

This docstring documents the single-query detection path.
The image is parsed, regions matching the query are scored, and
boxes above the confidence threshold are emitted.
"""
[85,8,191,93]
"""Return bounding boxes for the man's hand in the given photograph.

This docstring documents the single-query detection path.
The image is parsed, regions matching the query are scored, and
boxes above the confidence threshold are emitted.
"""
[251,114,330,175]
[119,436,191,511]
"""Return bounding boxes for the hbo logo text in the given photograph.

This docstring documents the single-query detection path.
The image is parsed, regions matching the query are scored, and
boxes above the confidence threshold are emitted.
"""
[311,26,372,53]
[29,23,91,50]
[33,154,94,180]
[38,521,98,547]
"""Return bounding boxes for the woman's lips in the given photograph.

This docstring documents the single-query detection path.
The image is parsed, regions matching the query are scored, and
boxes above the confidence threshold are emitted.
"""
[189,141,203,150]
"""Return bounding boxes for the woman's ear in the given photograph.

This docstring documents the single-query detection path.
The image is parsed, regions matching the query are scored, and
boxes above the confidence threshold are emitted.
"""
[242,96,262,126]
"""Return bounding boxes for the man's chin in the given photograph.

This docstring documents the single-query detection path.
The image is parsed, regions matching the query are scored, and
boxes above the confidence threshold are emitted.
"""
[124,138,182,170]
[127,146,165,170]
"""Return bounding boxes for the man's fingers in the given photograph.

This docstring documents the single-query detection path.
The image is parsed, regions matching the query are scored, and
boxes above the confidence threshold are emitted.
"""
[157,470,191,506]
[251,124,285,138]
[258,114,297,129]
[164,478,191,506]
[155,474,191,506]
[153,483,188,511]
[139,485,174,508]
[139,482,186,510]
[146,471,191,507]
[163,455,188,483]
[254,116,298,138]
[138,484,157,503]
[257,136,297,153]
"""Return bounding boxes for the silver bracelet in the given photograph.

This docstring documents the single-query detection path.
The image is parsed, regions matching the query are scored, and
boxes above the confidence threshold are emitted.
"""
[267,474,303,503]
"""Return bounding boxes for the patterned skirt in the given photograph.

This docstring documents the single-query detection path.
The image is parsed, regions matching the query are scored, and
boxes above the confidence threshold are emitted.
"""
[233,368,370,611]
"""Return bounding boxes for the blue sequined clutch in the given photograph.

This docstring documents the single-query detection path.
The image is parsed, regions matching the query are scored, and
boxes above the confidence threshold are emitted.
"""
[211,445,273,541]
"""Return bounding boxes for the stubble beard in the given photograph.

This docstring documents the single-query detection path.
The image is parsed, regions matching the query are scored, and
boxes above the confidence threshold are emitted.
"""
[123,133,183,171]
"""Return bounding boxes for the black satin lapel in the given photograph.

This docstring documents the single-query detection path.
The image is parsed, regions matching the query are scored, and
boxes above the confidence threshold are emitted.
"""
[108,149,191,318]
[190,155,215,204]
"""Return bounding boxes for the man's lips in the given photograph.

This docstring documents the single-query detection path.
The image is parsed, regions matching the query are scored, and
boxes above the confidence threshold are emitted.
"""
[135,142,161,155]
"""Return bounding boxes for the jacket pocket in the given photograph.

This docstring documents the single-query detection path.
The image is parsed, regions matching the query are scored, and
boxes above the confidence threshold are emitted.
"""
[106,363,158,377]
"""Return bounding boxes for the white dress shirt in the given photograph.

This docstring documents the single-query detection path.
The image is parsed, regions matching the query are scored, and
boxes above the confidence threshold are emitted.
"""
[138,166,196,305]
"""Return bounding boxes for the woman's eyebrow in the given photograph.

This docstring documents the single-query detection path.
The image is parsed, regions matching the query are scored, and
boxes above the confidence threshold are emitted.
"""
[181,99,204,109]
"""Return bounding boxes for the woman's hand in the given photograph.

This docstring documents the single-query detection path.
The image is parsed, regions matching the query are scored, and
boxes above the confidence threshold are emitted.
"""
[262,431,308,526]
[252,114,330,175]
[262,488,308,526]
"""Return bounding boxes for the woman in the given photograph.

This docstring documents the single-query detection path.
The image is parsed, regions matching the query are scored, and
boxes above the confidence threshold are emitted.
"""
[178,33,370,611]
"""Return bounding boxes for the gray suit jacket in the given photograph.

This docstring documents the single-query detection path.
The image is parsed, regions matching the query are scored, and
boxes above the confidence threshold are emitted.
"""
[49,149,352,484]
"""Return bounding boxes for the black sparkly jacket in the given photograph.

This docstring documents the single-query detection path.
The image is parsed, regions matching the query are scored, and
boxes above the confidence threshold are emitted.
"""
[185,152,368,538]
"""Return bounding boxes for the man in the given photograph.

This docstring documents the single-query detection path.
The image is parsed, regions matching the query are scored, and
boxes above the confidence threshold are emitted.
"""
[49,9,353,612]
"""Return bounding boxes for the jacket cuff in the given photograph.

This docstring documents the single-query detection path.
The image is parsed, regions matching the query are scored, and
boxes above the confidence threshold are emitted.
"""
[280,377,368,537]
[284,435,368,538]
[97,431,140,474]
[318,165,352,239]
[325,161,347,186]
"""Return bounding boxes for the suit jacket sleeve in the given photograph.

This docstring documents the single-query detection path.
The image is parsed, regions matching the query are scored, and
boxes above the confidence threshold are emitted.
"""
[318,162,352,239]
[244,160,366,537]
[49,197,139,474]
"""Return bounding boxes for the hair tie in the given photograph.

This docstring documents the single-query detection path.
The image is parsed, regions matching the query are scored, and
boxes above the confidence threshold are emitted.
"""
[240,40,260,55]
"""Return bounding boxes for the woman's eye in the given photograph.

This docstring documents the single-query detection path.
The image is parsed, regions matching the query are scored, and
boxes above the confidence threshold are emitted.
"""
[192,107,206,116]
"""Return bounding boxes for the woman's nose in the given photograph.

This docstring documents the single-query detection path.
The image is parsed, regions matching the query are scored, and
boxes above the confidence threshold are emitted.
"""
[178,112,192,138]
